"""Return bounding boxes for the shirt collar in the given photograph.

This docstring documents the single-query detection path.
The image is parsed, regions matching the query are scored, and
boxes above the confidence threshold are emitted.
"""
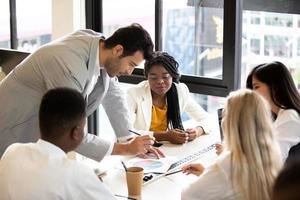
[95,47,102,75]
[37,139,67,158]
[96,40,104,70]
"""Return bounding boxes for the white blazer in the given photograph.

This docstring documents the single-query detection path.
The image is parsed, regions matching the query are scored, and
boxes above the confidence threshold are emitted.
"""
[126,81,210,133]
[274,108,300,160]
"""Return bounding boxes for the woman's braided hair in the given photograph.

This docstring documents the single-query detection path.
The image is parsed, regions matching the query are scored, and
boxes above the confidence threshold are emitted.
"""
[144,52,184,130]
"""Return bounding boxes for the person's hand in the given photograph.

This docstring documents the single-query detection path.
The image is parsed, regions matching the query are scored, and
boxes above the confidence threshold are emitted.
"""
[215,143,224,155]
[185,128,198,141]
[137,146,165,159]
[182,163,205,176]
[166,129,188,144]
[127,135,155,155]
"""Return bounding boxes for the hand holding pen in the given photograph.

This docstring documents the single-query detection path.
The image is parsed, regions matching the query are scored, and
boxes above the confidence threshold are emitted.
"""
[182,163,205,176]
[129,130,165,159]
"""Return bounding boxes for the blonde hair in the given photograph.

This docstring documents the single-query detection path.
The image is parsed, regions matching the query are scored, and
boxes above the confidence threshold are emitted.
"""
[222,89,282,200]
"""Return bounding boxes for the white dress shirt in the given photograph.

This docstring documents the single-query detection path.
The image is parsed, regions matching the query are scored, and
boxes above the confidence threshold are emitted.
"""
[181,152,238,200]
[274,108,300,160]
[0,139,116,200]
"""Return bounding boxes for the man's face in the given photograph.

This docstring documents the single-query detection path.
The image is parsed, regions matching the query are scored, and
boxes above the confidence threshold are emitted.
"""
[74,118,86,148]
[104,50,144,77]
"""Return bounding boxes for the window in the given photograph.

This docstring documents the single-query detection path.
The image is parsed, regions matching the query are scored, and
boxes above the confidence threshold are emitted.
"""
[16,0,52,52]
[250,38,260,55]
[265,13,293,27]
[162,0,223,79]
[102,0,155,45]
[86,0,242,135]
[241,9,300,88]
[264,35,292,57]
[0,0,10,48]
[4,0,85,51]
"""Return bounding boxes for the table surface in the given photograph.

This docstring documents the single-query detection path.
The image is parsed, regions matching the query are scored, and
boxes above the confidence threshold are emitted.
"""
[80,128,221,200]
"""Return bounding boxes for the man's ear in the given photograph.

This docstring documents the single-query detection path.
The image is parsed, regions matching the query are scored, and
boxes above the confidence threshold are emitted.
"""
[70,126,81,141]
[112,44,124,57]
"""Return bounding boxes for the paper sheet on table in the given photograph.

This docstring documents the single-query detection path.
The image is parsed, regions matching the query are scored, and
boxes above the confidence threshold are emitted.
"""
[126,156,177,174]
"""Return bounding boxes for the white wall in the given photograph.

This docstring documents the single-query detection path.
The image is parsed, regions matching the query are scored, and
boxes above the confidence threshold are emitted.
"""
[52,0,85,39]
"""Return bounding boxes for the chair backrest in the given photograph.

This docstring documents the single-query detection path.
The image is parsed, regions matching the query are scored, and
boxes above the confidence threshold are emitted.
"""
[217,108,224,142]
[0,48,30,75]
[286,142,300,164]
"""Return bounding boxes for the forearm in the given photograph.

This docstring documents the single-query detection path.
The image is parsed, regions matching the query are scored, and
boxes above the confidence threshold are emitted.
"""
[153,131,169,141]
[111,143,129,155]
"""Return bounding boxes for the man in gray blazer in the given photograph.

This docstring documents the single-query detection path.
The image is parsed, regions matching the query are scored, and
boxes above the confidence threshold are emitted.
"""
[0,23,162,161]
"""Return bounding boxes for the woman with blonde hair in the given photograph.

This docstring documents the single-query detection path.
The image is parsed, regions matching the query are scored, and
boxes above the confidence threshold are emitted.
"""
[181,89,282,200]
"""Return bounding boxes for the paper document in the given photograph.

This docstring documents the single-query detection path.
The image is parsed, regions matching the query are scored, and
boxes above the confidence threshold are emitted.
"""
[126,156,177,174]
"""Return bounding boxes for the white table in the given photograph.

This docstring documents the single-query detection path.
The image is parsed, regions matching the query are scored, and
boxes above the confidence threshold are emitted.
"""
[80,131,220,200]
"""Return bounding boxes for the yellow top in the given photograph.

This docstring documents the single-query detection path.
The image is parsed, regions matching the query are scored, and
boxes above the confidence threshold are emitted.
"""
[150,105,168,132]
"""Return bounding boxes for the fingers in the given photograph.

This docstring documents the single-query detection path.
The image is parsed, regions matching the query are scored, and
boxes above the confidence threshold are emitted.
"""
[187,132,197,141]
[176,132,188,144]
[148,147,160,159]
[215,143,224,155]
[136,153,148,159]
[137,135,155,146]
[182,163,205,176]
[128,136,155,155]
[182,164,191,171]
[151,147,165,158]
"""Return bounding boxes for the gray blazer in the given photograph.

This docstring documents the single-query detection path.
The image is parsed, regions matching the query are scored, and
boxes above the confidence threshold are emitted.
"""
[0,29,132,161]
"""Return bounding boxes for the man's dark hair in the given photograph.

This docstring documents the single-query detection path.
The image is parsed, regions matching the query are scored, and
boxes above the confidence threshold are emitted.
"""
[39,88,86,140]
[272,158,300,200]
[104,23,154,60]
[144,51,184,130]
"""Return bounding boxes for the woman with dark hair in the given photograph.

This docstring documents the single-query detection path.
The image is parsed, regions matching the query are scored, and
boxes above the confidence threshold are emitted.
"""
[126,52,210,144]
[246,61,300,160]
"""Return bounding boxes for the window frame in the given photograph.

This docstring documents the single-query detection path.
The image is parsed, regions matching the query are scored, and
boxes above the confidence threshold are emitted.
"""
[117,0,243,97]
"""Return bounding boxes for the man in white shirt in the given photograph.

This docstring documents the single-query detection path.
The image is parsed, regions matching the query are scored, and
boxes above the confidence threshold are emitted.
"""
[0,88,117,200]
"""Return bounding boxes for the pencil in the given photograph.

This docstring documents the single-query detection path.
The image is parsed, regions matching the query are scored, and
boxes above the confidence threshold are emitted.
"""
[129,129,141,136]
[129,130,163,147]
[121,160,128,172]
[115,194,137,200]
[165,169,183,176]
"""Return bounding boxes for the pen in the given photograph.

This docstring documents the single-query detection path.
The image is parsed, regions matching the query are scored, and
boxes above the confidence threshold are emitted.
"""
[129,130,163,147]
[121,160,128,172]
[115,194,137,200]
[165,169,183,176]
[129,129,141,136]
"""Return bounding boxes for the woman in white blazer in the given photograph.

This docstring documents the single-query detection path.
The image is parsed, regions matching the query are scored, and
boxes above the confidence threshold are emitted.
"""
[127,52,210,144]
[246,61,300,161]
[181,89,282,200]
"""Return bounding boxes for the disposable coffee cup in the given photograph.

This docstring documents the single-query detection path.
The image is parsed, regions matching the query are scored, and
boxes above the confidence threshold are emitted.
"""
[126,167,144,196]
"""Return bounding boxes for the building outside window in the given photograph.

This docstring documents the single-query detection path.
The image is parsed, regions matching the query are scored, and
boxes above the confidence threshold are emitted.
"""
[241,11,300,89]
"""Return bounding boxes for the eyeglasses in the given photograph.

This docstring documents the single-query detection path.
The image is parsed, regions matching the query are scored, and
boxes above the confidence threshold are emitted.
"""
[148,74,172,82]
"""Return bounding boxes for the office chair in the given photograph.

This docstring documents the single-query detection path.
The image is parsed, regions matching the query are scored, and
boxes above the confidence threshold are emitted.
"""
[286,142,300,164]
[0,48,30,75]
